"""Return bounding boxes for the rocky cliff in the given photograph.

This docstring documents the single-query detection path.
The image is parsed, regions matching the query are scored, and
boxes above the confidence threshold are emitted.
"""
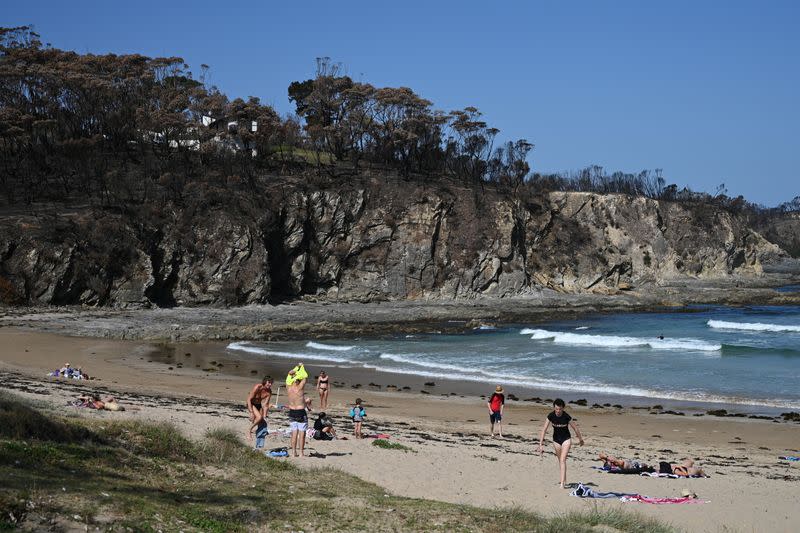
[0,185,789,307]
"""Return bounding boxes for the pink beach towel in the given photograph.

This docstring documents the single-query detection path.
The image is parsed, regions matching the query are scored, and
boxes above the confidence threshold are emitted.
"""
[620,495,708,504]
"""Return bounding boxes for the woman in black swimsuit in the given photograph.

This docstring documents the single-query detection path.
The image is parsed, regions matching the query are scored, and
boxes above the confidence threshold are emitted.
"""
[316,370,330,411]
[537,398,584,488]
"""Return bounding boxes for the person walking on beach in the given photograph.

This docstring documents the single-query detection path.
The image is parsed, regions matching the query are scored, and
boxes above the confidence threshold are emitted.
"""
[286,363,309,457]
[488,385,505,438]
[246,376,273,438]
[350,398,366,439]
[537,398,584,488]
[316,370,330,411]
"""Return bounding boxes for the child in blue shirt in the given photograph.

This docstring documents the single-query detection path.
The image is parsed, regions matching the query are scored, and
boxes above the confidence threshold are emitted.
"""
[349,398,366,439]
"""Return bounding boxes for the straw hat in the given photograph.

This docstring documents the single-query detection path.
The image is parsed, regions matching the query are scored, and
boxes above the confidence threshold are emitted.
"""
[495,385,504,393]
[681,489,697,499]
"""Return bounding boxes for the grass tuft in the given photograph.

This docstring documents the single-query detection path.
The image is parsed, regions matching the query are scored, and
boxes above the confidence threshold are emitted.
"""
[371,439,416,452]
[546,507,676,533]
[0,393,100,444]
[101,420,196,461]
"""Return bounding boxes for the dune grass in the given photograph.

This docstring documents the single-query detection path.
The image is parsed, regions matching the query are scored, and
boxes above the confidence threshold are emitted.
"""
[371,438,416,453]
[0,392,676,532]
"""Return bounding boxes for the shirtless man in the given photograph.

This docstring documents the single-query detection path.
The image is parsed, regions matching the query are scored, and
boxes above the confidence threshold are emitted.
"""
[286,363,309,457]
[246,376,273,438]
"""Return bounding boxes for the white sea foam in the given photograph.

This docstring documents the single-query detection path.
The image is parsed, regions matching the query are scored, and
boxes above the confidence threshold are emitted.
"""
[707,320,800,333]
[360,361,800,409]
[524,329,721,351]
[379,353,497,377]
[575,326,590,330]
[305,341,355,351]
[226,342,352,363]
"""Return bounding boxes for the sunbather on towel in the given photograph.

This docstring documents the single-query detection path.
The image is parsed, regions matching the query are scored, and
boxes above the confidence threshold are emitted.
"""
[76,395,123,411]
[659,458,705,477]
[598,452,655,473]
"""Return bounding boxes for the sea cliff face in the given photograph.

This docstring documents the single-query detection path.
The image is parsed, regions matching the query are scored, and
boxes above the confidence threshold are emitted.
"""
[0,187,788,307]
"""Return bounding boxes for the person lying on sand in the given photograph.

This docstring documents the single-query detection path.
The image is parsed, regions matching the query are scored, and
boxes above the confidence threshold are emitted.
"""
[76,395,123,411]
[659,458,705,477]
[597,452,654,473]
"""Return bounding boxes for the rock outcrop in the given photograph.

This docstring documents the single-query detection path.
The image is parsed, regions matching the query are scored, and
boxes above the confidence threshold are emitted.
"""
[0,186,789,307]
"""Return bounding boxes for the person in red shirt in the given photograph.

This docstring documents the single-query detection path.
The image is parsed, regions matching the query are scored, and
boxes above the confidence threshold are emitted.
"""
[487,385,505,438]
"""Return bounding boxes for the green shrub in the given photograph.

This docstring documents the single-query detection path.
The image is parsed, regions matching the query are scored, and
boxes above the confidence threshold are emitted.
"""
[0,491,28,530]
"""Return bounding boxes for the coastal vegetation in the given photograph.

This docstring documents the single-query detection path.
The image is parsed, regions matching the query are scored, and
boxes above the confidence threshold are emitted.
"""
[1,25,798,308]
[0,392,675,532]
[2,25,797,213]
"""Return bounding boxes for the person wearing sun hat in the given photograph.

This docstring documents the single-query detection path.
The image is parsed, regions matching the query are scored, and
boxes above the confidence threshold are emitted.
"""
[487,385,505,438]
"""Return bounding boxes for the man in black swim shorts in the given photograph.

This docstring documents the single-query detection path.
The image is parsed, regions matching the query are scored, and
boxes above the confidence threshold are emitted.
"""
[286,363,309,457]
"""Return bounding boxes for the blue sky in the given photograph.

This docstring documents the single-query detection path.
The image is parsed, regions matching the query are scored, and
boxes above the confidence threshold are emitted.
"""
[5,1,799,205]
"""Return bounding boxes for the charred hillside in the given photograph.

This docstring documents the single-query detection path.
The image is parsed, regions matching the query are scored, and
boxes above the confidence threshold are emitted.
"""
[0,179,789,307]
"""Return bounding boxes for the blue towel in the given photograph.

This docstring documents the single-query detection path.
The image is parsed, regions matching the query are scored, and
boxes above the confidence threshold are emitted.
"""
[779,456,800,461]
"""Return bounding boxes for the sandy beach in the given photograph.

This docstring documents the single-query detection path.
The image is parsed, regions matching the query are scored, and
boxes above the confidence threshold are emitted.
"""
[1,327,799,532]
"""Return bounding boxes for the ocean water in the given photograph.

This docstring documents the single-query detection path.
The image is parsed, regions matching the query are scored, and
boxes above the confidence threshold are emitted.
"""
[227,305,800,411]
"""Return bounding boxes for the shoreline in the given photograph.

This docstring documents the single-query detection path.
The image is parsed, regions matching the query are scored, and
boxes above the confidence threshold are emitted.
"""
[1,327,800,532]
[3,296,800,415]
[160,338,800,416]
[1,326,799,422]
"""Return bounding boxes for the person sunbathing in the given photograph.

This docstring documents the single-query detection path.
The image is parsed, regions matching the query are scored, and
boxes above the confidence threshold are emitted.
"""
[598,452,653,472]
[76,395,123,411]
[77,394,106,409]
[660,458,705,477]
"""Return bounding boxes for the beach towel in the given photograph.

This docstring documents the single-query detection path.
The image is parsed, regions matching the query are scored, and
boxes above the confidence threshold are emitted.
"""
[569,484,638,499]
[285,364,308,386]
[365,433,390,439]
[68,400,98,409]
[620,495,708,505]
[779,456,800,461]
[267,447,289,457]
[640,472,709,479]
[592,466,645,475]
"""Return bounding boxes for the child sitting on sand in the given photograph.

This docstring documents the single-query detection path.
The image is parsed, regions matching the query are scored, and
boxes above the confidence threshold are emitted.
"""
[350,398,366,439]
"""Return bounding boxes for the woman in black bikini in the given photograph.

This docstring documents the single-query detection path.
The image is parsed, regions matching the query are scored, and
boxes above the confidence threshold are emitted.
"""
[316,370,330,411]
[537,398,584,488]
